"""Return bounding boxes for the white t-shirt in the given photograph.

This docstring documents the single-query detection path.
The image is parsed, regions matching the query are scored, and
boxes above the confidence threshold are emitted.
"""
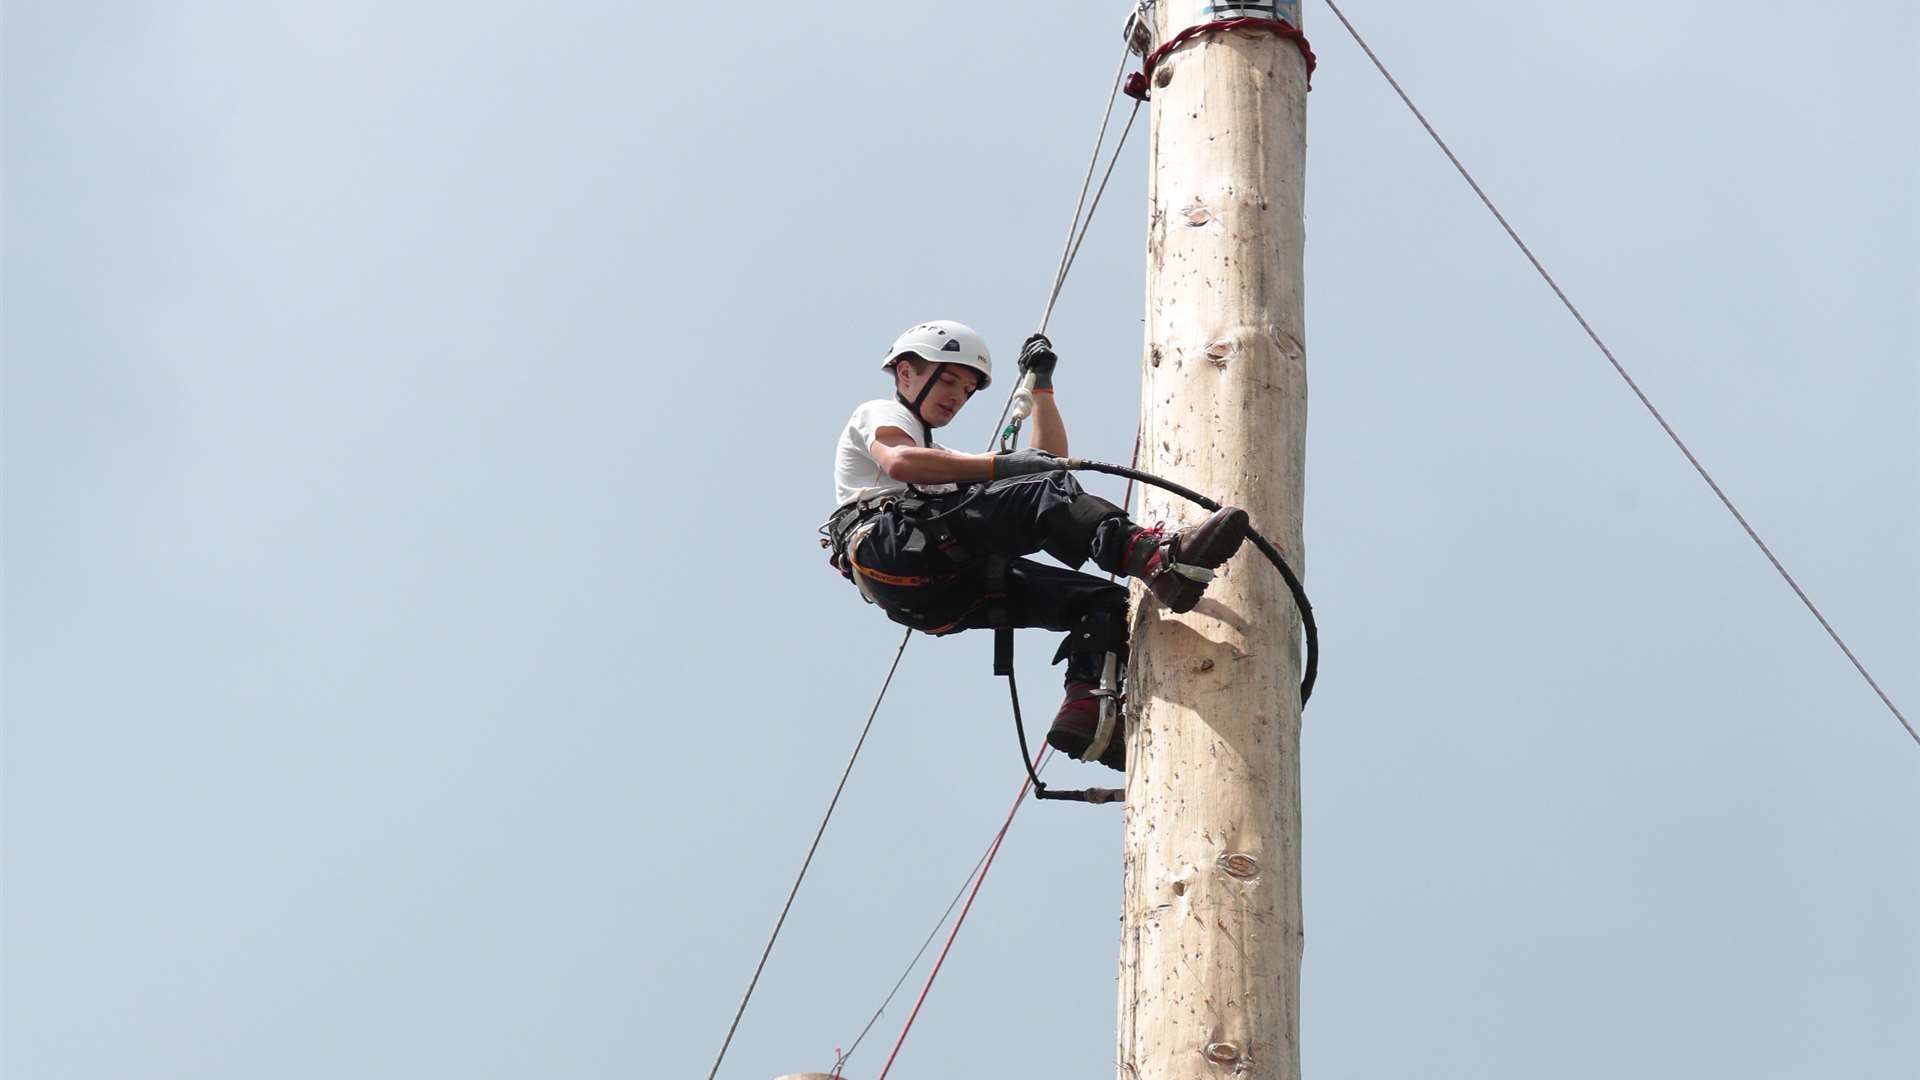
[833,399,958,508]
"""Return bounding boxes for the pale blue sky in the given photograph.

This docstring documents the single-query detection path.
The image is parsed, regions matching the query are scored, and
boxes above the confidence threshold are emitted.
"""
[5,3,1915,1079]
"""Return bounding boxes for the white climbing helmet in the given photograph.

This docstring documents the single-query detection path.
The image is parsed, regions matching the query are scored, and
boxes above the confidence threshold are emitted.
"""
[881,320,993,391]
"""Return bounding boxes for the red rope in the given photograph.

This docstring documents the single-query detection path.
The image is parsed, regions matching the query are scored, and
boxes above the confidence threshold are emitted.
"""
[873,746,1051,1079]
[1125,16,1317,100]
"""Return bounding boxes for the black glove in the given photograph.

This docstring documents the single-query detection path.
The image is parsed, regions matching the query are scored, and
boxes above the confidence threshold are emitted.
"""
[993,448,1063,480]
[1018,333,1058,390]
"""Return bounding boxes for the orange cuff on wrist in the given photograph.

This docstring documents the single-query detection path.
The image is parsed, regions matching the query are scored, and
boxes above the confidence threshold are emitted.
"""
[1032,387,1054,395]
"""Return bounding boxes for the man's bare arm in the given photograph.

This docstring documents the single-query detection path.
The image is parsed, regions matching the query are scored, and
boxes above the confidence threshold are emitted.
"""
[1027,390,1068,457]
[871,428,997,484]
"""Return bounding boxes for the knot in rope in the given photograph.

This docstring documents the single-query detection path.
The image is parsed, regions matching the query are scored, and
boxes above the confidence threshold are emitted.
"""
[1124,16,1317,100]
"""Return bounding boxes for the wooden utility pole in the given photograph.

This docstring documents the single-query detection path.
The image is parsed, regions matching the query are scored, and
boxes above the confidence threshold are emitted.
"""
[1119,1,1310,1076]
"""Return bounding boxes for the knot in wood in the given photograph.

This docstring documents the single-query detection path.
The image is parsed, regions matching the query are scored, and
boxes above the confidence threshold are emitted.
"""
[1203,1040,1244,1067]
[1218,852,1260,879]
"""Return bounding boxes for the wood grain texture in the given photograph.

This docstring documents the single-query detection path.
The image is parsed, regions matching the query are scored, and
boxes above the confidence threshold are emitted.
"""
[1118,2,1309,1076]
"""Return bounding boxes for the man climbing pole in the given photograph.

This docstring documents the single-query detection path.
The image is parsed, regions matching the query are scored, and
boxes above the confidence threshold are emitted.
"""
[824,320,1250,770]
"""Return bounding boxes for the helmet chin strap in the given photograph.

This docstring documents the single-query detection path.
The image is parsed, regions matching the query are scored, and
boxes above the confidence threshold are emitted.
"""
[896,360,947,448]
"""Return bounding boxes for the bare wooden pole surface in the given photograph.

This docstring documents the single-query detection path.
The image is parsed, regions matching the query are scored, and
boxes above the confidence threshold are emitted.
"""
[1119,1,1310,1076]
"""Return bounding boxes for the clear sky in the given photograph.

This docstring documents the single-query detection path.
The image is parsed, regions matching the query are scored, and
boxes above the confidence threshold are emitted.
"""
[5,3,1915,1079]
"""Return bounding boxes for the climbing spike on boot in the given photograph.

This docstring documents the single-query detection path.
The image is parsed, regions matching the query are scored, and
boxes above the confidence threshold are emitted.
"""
[1125,506,1250,613]
[1047,681,1126,772]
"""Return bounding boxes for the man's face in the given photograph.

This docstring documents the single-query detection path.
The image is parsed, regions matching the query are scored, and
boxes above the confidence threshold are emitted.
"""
[898,361,981,428]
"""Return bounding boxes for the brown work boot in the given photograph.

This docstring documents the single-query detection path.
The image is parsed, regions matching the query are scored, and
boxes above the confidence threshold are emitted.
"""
[1045,681,1125,771]
[1121,507,1251,613]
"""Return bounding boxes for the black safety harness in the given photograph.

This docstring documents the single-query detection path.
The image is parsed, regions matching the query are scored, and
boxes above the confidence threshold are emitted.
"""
[823,359,1321,807]
[822,358,1011,630]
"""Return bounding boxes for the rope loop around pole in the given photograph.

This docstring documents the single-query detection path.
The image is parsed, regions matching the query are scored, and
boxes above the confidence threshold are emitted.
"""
[1065,458,1319,705]
[1124,16,1317,100]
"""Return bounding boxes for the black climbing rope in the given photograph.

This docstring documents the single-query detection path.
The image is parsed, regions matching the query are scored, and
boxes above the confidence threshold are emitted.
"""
[999,458,1320,803]
[1066,457,1319,703]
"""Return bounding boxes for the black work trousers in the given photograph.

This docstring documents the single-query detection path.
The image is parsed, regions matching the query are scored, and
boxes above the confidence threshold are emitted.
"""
[841,472,1133,686]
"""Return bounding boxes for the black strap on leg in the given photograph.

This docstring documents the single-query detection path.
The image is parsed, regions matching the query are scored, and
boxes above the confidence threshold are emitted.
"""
[1051,607,1128,667]
[982,553,1009,630]
[990,553,1055,796]
[897,496,972,564]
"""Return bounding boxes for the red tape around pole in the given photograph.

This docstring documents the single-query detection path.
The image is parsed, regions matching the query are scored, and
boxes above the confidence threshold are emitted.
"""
[1125,17,1317,100]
